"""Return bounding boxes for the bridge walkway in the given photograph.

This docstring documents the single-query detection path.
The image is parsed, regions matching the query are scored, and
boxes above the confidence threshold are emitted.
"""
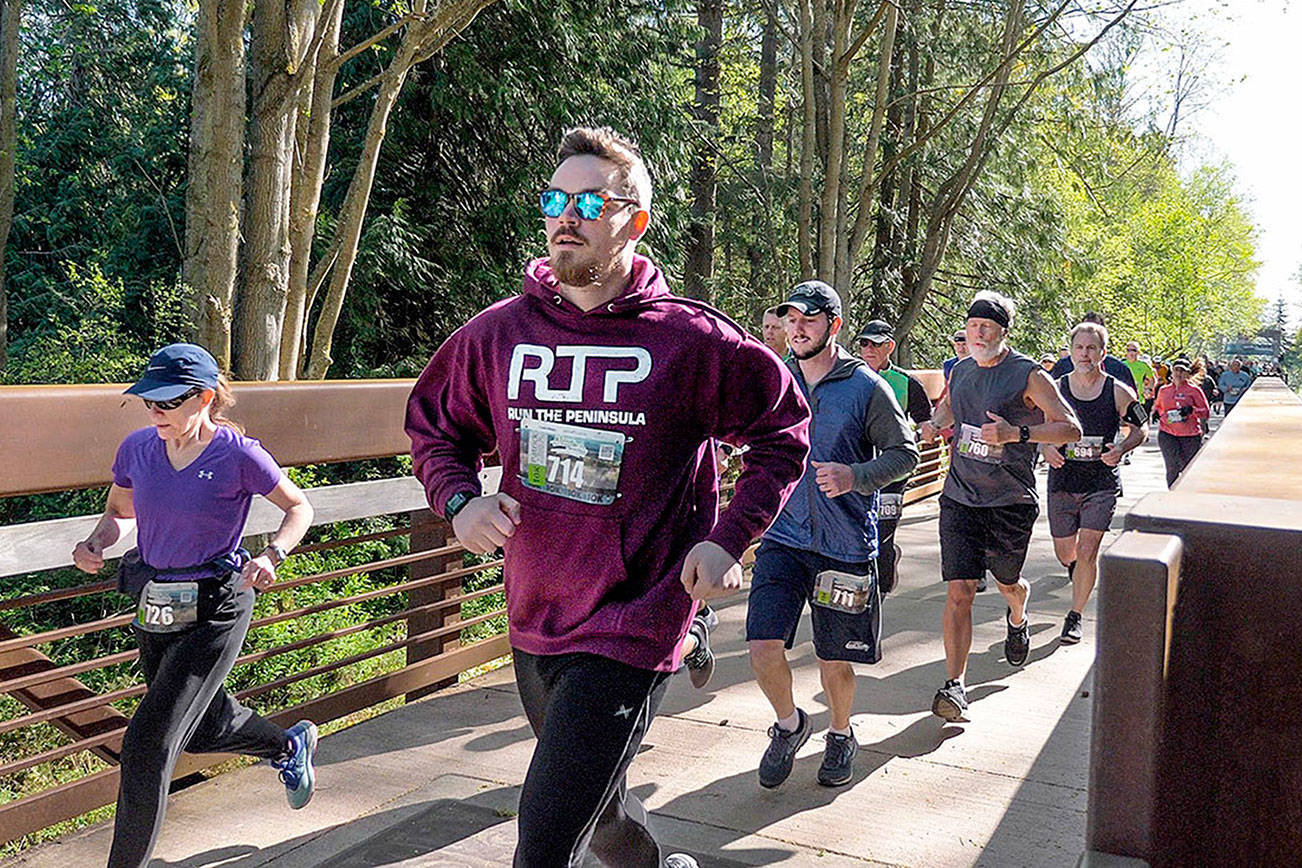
[5,429,1176,868]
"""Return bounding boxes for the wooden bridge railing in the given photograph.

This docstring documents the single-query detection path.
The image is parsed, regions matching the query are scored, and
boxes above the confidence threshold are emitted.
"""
[1090,377,1302,867]
[0,380,514,845]
[0,371,947,846]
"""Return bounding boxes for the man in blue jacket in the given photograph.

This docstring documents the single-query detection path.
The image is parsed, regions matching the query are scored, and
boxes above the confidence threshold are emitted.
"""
[746,280,919,789]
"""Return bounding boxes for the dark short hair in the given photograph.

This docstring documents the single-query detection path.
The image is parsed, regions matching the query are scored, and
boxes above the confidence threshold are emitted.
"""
[1081,311,1106,326]
[557,126,653,209]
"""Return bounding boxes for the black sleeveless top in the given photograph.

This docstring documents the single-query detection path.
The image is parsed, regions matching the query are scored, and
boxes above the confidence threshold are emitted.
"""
[1049,374,1120,494]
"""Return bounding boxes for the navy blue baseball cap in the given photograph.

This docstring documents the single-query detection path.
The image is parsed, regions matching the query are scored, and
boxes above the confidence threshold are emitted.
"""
[775,280,842,319]
[124,343,221,401]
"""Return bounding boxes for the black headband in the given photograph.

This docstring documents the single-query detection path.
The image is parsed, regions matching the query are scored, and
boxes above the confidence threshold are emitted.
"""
[966,299,1010,329]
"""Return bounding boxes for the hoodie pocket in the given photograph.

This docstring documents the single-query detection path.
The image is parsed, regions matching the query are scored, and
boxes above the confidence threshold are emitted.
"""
[501,494,630,642]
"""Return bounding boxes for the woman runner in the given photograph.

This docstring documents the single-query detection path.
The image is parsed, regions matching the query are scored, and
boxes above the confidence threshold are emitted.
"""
[1152,357,1210,487]
[72,343,317,867]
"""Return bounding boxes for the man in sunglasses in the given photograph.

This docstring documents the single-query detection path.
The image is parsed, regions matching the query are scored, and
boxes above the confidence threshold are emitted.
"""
[406,126,810,868]
[942,329,968,381]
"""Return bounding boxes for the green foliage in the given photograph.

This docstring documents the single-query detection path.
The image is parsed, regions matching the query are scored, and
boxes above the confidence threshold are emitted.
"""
[4,0,191,380]
[1,263,188,384]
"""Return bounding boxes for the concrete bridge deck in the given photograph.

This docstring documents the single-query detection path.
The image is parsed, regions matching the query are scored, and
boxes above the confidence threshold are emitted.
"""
[5,430,1175,868]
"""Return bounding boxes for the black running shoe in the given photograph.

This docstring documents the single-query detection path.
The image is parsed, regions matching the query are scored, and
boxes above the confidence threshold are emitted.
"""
[683,613,715,689]
[1066,560,1077,581]
[975,576,988,593]
[817,731,858,787]
[1005,607,1030,666]
[1061,610,1083,645]
[932,679,968,722]
[758,708,810,789]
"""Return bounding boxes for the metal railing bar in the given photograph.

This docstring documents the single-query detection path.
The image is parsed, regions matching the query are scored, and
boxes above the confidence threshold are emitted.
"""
[0,543,473,655]
[235,583,504,666]
[245,559,503,632]
[0,580,117,614]
[234,608,505,701]
[0,724,124,779]
[0,650,138,696]
[0,584,505,734]
[0,610,505,779]
[0,683,146,737]
[0,614,135,656]
[291,526,410,555]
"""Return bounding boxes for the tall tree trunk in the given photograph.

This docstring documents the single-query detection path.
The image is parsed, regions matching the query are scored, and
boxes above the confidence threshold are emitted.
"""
[746,5,779,319]
[183,0,246,369]
[683,0,723,302]
[234,0,319,380]
[811,0,829,175]
[896,2,923,325]
[0,0,18,372]
[305,0,494,379]
[816,0,848,285]
[866,8,906,314]
[843,0,897,279]
[281,0,343,379]
[796,0,816,279]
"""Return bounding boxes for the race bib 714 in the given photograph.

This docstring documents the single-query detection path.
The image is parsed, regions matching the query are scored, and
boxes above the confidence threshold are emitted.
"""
[519,417,625,505]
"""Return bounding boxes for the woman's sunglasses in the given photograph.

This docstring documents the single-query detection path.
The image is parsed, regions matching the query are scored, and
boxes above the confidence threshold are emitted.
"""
[143,388,202,411]
[539,189,638,221]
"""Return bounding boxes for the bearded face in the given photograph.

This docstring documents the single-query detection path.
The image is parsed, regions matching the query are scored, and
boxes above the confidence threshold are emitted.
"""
[545,155,643,291]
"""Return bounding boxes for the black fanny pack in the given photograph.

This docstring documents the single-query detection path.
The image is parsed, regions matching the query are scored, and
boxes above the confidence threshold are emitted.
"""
[116,548,249,598]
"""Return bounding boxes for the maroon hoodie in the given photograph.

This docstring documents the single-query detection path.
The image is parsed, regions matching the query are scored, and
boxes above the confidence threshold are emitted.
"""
[406,254,810,671]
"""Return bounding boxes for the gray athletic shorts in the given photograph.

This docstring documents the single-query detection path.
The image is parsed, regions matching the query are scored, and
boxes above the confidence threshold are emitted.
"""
[1047,488,1118,538]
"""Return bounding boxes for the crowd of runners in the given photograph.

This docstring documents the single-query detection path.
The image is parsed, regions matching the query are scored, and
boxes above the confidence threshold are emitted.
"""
[70,126,1273,867]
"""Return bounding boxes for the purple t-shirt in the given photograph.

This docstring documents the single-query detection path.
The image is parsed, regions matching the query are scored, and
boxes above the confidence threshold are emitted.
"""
[111,426,283,573]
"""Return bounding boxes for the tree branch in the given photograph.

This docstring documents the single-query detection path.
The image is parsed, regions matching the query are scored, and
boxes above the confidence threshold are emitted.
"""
[330,11,424,72]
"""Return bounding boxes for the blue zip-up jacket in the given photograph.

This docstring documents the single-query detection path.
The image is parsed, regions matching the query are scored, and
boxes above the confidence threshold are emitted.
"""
[765,345,920,562]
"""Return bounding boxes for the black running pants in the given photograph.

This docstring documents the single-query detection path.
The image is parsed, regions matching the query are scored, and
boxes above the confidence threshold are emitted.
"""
[1158,431,1203,488]
[512,650,670,868]
[108,587,287,868]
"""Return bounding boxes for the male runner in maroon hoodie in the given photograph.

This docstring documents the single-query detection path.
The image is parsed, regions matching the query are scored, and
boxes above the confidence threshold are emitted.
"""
[406,127,811,868]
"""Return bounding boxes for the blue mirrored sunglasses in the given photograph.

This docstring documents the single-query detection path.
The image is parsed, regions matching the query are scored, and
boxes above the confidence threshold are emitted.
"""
[539,189,639,221]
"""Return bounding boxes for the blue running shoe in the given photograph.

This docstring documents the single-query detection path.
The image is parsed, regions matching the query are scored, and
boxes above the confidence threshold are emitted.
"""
[275,720,317,809]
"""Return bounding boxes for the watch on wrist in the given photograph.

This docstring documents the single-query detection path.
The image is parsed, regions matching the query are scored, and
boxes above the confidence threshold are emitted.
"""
[444,491,474,523]
[263,543,287,567]
[1018,425,1031,443]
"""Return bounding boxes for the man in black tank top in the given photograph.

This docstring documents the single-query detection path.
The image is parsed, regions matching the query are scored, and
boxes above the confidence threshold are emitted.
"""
[1042,322,1146,644]
[919,291,1082,722]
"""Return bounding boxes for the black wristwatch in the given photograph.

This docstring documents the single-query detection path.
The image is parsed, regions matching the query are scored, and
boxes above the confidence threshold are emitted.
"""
[262,543,287,567]
[444,491,475,523]
[1018,425,1031,443]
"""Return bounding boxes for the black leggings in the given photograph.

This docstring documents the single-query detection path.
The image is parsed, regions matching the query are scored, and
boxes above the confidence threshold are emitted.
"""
[512,650,670,868]
[1158,431,1203,488]
[878,517,900,593]
[108,586,287,868]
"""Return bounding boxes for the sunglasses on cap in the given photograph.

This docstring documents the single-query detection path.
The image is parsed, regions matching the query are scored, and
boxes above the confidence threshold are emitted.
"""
[539,189,639,222]
[142,387,203,411]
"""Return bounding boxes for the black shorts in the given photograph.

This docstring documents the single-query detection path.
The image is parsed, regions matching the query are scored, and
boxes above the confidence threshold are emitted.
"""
[939,496,1038,584]
[745,539,881,664]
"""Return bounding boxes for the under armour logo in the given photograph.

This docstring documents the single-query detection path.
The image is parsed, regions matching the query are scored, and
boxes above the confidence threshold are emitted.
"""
[197,470,214,480]
[614,705,633,719]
